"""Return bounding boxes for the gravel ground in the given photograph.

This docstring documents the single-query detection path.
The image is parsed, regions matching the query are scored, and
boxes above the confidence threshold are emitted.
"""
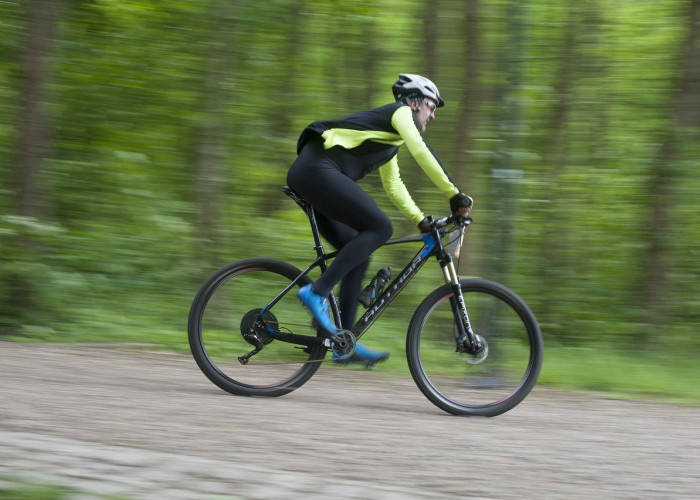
[1,342,699,499]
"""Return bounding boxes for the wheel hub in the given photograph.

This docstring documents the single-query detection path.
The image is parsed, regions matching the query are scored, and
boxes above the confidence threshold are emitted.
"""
[460,334,489,365]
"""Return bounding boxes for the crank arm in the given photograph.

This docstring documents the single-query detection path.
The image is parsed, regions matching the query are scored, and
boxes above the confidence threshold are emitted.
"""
[238,346,263,365]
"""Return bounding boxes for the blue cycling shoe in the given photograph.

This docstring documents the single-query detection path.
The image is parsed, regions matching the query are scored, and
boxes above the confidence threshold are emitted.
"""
[333,342,390,368]
[297,284,339,336]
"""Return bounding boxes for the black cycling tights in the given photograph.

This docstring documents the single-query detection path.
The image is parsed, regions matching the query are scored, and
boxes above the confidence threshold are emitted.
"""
[287,142,393,329]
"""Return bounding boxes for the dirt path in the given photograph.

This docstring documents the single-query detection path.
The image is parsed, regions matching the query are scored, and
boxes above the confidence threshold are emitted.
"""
[1,342,699,499]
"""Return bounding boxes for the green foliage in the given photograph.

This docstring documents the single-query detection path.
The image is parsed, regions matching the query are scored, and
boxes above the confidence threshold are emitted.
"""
[539,345,700,404]
[0,476,129,500]
[0,479,73,500]
[1,0,699,397]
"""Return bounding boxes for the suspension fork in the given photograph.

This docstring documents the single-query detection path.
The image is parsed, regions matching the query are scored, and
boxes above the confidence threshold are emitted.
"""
[440,257,480,353]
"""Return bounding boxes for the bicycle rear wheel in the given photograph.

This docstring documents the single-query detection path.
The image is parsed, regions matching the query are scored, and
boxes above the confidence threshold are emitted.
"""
[406,278,543,416]
[188,258,326,397]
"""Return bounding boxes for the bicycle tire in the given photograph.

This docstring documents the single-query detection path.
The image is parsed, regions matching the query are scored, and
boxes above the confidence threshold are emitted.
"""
[406,278,543,416]
[188,258,326,397]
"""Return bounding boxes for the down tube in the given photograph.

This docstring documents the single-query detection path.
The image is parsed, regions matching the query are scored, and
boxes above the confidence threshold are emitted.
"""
[352,239,434,337]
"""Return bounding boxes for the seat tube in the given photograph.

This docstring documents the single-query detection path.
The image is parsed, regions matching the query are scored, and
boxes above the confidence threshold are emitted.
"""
[307,205,342,327]
[307,208,327,263]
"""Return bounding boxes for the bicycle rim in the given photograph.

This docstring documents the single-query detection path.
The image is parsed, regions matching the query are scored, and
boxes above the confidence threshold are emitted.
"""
[407,279,543,416]
[188,258,326,397]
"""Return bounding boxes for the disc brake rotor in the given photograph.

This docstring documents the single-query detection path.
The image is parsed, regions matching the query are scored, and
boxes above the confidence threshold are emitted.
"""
[461,334,489,365]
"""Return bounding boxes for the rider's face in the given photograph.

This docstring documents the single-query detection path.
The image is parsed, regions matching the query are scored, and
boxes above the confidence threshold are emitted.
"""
[413,98,437,133]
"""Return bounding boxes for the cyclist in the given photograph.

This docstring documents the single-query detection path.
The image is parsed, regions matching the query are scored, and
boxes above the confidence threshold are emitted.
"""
[287,73,472,366]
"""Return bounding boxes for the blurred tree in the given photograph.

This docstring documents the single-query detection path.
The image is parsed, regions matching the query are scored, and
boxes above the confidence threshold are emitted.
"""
[193,0,238,257]
[452,0,482,188]
[16,0,59,221]
[534,0,577,338]
[423,1,438,77]
[641,0,700,333]
[4,0,61,332]
[675,0,700,129]
[487,0,526,284]
[261,0,304,215]
[362,8,380,106]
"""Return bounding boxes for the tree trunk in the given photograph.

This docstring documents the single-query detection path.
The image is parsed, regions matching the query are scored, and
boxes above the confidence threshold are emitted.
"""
[261,0,304,213]
[486,0,526,284]
[535,1,576,329]
[423,3,438,77]
[193,1,238,255]
[363,14,378,106]
[4,0,60,333]
[17,0,58,220]
[676,0,700,128]
[453,0,482,188]
[641,0,700,330]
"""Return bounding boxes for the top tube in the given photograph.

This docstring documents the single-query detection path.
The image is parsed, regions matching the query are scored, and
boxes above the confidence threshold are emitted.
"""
[383,215,470,247]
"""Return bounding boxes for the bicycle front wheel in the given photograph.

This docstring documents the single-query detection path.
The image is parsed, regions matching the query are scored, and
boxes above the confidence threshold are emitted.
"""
[406,278,543,417]
[188,258,326,397]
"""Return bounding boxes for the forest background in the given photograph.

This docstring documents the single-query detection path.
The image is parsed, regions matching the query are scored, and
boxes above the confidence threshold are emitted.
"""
[2,0,699,402]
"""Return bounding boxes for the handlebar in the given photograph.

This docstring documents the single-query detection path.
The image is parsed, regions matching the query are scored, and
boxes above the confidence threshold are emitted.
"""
[431,215,472,231]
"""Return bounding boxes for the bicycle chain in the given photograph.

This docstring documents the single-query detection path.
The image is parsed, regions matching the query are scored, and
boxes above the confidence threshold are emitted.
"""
[244,324,358,365]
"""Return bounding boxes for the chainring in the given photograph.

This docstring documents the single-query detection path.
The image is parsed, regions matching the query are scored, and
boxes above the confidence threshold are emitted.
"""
[330,329,357,360]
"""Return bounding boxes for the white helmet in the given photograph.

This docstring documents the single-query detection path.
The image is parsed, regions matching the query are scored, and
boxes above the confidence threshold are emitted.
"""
[392,73,444,107]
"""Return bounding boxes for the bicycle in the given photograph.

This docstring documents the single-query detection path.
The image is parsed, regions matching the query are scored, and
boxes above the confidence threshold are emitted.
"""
[187,186,543,417]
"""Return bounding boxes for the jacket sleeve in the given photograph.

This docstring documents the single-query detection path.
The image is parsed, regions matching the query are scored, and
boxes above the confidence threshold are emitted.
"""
[378,156,425,224]
[390,105,460,199]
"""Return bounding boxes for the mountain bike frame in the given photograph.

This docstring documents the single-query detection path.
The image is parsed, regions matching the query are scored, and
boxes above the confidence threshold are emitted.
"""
[247,187,480,362]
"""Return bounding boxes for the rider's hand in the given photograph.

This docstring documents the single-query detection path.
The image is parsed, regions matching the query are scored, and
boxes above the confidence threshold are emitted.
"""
[450,193,473,218]
[417,217,431,233]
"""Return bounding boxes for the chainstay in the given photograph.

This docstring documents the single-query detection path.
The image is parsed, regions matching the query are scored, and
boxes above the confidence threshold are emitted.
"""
[243,324,358,365]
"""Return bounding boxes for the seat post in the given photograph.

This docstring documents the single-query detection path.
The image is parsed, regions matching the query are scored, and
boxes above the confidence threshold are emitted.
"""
[306,206,329,269]
[282,186,329,269]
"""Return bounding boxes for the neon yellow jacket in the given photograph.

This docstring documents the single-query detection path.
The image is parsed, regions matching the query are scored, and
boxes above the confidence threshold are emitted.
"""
[296,102,460,224]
